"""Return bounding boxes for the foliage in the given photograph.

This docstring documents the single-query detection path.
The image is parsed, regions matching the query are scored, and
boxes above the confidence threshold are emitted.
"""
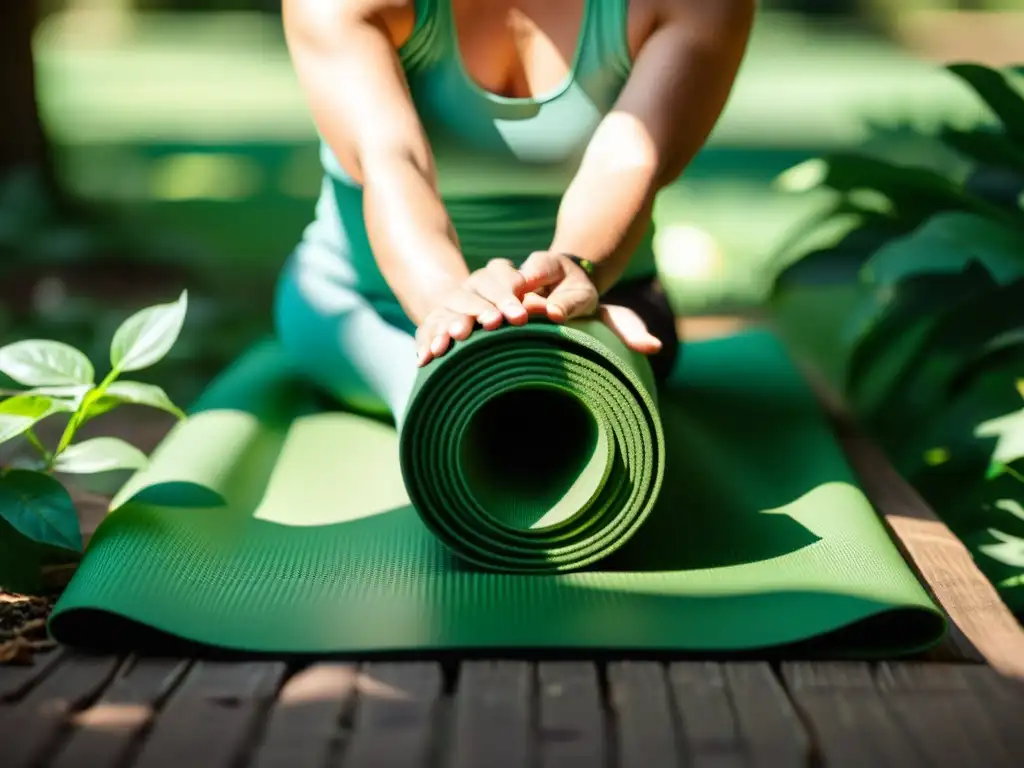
[769,62,1024,613]
[0,291,188,591]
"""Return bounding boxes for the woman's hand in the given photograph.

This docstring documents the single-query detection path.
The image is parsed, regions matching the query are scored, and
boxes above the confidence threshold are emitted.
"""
[416,259,532,365]
[518,251,663,355]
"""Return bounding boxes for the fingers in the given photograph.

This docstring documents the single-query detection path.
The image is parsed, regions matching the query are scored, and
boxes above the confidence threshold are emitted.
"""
[466,259,528,325]
[599,304,663,355]
[416,294,491,366]
[416,275,517,365]
[518,251,566,294]
[545,272,598,322]
[521,291,549,315]
[446,286,503,331]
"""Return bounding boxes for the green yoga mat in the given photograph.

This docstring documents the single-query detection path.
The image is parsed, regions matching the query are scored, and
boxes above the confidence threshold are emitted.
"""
[49,327,945,656]
[400,320,663,572]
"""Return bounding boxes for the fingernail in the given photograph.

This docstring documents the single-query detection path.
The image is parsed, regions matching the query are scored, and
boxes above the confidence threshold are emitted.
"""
[432,337,445,354]
[481,310,501,326]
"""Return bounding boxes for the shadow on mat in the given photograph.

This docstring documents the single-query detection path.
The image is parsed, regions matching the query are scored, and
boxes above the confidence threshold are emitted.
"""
[51,334,948,657]
[53,590,944,661]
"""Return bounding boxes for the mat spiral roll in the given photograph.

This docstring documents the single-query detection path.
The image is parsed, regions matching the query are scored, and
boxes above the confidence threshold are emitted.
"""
[399,319,666,572]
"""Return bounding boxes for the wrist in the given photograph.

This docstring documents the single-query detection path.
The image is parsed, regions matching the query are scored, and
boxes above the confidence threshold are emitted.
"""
[557,253,596,279]
[410,271,465,324]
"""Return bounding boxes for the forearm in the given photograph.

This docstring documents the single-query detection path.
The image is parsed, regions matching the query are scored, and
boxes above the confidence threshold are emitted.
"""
[361,153,468,324]
[284,0,469,326]
[549,154,659,295]
[551,0,753,295]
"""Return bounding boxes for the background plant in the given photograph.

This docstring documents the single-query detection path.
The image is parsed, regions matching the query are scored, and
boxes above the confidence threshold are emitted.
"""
[768,62,1024,614]
[0,291,188,593]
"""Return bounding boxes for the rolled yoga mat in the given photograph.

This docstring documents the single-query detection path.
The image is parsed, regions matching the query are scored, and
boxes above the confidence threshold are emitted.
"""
[399,319,663,572]
[49,327,946,657]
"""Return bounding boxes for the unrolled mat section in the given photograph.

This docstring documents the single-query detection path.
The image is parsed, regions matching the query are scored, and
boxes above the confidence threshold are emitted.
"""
[49,328,946,656]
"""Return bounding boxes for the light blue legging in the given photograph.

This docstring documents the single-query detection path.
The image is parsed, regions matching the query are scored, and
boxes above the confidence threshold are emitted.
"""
[273,246,419,427]
[274,237,676,428]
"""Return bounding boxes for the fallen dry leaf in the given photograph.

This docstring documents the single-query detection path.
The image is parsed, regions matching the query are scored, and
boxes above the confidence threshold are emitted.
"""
[0,636,35,665]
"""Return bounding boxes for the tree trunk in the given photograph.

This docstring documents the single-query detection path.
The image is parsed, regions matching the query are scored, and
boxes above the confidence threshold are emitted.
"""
[0,0,51,179]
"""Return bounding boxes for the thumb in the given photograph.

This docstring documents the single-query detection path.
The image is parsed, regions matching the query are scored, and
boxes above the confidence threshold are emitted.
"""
[598,304,663,355]
[546,274,598,322]
[518,251,565,294]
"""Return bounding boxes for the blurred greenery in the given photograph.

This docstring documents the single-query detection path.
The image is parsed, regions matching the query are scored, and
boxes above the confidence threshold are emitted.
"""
[769,62,1024,614]
[2,2,1022,407]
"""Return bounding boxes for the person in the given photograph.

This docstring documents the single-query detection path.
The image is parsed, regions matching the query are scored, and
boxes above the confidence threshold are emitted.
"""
[275,0,754,422]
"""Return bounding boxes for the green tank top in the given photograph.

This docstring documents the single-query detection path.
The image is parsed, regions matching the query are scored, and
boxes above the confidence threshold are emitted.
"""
[312,0,657,303]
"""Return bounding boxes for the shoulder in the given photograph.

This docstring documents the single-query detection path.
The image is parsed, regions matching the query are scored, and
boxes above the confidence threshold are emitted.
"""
[628,0,755,53]
[283,0,418,48]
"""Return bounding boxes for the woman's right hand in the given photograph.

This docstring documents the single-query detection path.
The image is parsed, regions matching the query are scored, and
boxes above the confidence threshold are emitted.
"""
[416,259,532,366]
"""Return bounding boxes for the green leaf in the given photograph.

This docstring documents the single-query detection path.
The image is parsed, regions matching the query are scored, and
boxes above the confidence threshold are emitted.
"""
[947,64,1024,141]
[994,499,1024,523]
[777,153,984,217]
[940,127,1024,174]
[110,290,189,373]
[0,340,95,387]
[980,528,1024,569]
[53,437,149,475]
[975,407,1024,468]
[862,212,1024,289]
[0,470,82,551]
[103,381,186,420]
[0,395,69,445]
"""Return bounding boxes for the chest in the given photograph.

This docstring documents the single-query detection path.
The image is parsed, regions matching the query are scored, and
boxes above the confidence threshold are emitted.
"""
[400,0,639,191]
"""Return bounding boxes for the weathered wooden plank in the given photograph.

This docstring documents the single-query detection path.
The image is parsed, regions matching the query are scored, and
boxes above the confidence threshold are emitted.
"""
[670,663,807,768]
[250,663,358,768]
[829,413,1024,674]
[725,663,809,768]
[343,662,442,768]
[131,661,286,768]
[0,647,66,702]
[49,657,190,768]
[957,664,1024,754]
[876,663,1016,767]
[783,662,924,767]
[0,652,123,768]
[670,663,743,768]
[449,661,532,768]
[537,662,605,768]
[607,662,678,768]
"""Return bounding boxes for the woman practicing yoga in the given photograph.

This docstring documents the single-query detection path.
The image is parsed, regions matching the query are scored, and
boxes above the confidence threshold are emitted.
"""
[276,0,754,420]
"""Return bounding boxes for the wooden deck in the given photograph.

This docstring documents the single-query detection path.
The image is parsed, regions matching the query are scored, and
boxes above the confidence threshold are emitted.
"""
[3,653,1024,767]
[4,318,1024,765]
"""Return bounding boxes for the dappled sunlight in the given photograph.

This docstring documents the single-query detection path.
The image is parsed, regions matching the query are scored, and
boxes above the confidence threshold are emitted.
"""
[655,224,724,282]
[149,153,263,202]
[356,673,414,703]
[72,702,150,732]
[254,413,407,527]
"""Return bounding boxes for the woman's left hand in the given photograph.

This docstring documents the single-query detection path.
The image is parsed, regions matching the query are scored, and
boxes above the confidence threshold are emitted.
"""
[517,251,663,355]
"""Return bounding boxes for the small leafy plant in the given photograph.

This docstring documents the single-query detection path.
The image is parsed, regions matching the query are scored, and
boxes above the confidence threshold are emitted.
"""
[0,291,189,580]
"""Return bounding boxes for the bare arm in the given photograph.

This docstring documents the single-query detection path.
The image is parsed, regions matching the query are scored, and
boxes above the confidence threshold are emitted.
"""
[548,0,755,294]
[283,0,468,324]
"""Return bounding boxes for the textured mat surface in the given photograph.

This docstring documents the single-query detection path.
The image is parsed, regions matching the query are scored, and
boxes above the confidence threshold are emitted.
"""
[49,328,945,656]
[400,319,663,572]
